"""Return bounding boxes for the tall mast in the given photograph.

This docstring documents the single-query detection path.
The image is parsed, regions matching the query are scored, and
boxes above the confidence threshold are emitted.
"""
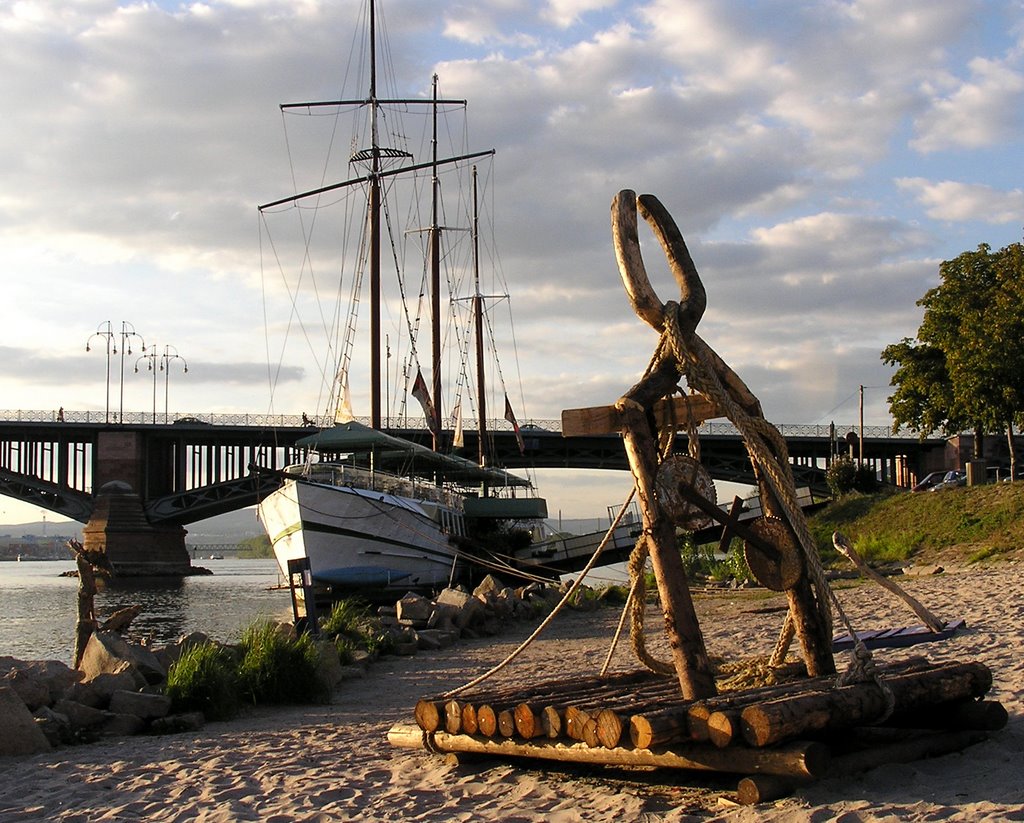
[369,0,382,430]
[430,75,443,448]
[258,0,495,434]
[472,166,488,467]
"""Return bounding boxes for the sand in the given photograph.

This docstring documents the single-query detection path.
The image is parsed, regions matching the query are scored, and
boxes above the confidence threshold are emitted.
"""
[0,561,1021,822]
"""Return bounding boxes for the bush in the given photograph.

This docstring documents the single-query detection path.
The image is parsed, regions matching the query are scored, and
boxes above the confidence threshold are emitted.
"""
[827,456,858,496]
[320,598,391,658]
[237,621,328,705]
[165,642,240,721]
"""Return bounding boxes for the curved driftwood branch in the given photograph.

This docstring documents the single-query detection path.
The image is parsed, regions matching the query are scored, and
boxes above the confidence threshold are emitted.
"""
[637,194,706,334]
[611,190,707,335]
[612,190,664,330]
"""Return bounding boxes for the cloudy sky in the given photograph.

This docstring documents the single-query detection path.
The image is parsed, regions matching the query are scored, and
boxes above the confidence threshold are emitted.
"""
[2,0,1023,524]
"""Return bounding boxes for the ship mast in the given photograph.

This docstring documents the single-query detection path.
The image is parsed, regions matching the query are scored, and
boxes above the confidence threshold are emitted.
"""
[258,0,494,432]
[472,167,488,468]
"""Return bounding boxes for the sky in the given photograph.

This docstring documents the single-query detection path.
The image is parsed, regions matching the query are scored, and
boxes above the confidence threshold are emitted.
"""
[1,0,1023,525]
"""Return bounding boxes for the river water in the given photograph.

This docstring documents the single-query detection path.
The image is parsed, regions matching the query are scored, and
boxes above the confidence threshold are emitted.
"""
[0,559,294,665]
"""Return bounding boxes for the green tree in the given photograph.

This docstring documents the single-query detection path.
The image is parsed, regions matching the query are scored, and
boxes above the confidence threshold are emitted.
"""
[882,242,1024,474]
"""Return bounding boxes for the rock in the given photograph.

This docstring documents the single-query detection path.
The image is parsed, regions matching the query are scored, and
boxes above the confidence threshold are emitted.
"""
[152,631,211,671]
[415,630,443,651]
[79,631,167,687]
[108,690,172,720]
[2,668,50,712]
[65,670,140,709]
[427,603,459,631]
[100,712,145,738]
[150,712,205,735]
[53,698,107,731]
[33,705,72,747]
[0,686,52,755]
[472,574,505,597]
[396,592,433,625]
[436,588,483,630]
[2,660,81,710]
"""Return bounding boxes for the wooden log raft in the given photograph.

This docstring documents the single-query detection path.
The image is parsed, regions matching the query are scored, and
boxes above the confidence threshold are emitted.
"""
[741,661,992,748]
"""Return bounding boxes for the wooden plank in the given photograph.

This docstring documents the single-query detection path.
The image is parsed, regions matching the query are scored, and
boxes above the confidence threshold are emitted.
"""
[561,393,720,437]
[388,722,830,779]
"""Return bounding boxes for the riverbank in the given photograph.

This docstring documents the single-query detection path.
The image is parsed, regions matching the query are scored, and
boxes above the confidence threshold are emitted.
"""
[0,559,1020,820]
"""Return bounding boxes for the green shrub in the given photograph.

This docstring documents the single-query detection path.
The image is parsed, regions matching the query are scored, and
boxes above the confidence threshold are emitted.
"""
[165,641,240,721]
[320,598,391,658]
[237,621,327,705]
[827,457,858,497]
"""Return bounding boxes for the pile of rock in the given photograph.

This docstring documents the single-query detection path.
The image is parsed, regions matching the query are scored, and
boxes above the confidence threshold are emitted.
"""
[0,575,608,757]
[375,575,568,655]
[0,630,213,757]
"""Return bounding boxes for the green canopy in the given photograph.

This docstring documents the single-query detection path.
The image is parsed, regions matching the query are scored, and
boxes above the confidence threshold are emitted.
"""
[296,421,531,488]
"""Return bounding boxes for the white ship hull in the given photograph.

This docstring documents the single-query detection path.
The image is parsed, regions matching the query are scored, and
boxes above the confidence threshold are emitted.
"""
[259,477,463,592]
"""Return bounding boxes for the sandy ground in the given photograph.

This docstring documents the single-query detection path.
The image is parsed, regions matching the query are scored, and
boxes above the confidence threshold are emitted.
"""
[0,561,1021,822]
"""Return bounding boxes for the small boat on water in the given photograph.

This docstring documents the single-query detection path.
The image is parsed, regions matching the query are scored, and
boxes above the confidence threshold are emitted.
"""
[255,0,546,595]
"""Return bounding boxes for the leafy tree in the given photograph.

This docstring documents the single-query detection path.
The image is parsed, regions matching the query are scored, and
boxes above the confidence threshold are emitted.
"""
[882,242,1024,475]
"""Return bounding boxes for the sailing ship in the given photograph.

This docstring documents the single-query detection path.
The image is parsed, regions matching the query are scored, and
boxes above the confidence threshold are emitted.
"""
[256,0,545,594]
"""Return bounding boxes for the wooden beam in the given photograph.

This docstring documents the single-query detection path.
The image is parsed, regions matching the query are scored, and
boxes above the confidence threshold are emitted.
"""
[561,393,721,437]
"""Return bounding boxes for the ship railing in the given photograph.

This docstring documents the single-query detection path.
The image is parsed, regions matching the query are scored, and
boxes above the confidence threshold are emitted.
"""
[294,463,462,509]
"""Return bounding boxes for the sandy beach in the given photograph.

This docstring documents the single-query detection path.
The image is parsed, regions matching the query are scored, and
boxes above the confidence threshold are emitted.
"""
[0,561,1021,822]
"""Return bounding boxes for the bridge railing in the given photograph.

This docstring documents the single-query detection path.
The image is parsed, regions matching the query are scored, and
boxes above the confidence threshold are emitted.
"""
[0,408,915,439]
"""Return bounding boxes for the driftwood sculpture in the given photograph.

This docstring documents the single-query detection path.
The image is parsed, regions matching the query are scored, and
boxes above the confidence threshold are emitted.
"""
[396,191,1006,805]
[68,538,113,668]
[563,191,836,696]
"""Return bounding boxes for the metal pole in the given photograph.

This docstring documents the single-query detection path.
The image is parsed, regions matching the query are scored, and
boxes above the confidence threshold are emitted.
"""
[859,384,864,464]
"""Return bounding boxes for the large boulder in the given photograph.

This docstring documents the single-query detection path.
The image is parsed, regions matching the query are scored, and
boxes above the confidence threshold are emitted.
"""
[108,690,172,721]
[436,587,484,630]
[0,686,52,756]
[1,660,81,710]
[65,670,141,709]
[79,631,167,687]
[396,592,433,626]
[52,698,107,732]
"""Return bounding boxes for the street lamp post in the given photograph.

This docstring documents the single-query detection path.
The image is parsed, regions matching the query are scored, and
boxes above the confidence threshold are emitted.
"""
[160,345,188,423]
[86,321,115,423]
[134,345,160,424]
[117,322,145,424]
[86,320,145,423]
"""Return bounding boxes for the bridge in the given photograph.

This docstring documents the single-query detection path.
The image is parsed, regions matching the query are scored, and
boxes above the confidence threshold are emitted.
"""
[0,408,950,573]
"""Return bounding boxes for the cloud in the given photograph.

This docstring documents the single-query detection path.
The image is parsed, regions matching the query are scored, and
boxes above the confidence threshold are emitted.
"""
[913,54,1024,152]
[897,178,1024,224]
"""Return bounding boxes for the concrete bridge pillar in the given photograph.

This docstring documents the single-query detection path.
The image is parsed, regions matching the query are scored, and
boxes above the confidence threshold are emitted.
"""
[83,482,191,577]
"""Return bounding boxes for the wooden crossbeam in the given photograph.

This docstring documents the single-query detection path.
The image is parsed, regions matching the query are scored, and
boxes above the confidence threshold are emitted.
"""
[561,394,721,437]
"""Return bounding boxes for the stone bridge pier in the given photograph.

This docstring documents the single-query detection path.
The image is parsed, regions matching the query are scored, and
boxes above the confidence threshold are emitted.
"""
[83,432,191,576]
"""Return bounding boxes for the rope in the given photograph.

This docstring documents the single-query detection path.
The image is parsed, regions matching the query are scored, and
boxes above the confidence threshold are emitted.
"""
[442,488,637,698]
[658,300,890,704]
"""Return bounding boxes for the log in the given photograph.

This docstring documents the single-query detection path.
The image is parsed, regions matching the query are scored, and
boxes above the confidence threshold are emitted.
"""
[513,703,542,739]
[540,706,562,739]
[596,708,626,749]
[706,708,744,749]
[736,774,799,805]
[833,532,945,632]
[388,722,830,779]
[616,395,717,700]
[461,703,478,735]
[888,699,1008,732]
[561,394,720,437]
[741,661,992,748]
[630,712,689,750]
[444,700,463,734]
[631,657,933,749]
[827,728,990,778]
[414,700,443,733]
[497,709,516,738]
[477,705,498,737]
